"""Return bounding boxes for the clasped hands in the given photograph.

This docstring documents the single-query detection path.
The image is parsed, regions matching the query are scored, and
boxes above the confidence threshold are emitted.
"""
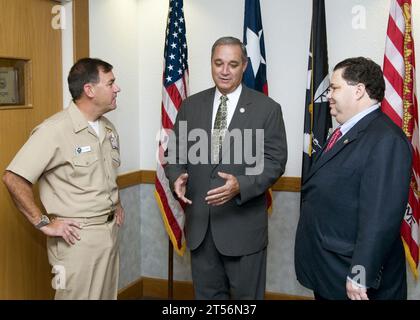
[174,172,239,206]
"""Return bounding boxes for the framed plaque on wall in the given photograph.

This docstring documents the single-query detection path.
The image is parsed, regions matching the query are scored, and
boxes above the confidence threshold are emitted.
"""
[0,67,19,105]
[0,58,31,109]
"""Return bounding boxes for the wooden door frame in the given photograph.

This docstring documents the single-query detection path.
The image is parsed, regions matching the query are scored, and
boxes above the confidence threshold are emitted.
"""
[72,0,89,61]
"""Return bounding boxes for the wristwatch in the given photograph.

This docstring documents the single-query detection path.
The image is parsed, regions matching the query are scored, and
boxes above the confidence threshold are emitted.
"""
[35,215,50,229]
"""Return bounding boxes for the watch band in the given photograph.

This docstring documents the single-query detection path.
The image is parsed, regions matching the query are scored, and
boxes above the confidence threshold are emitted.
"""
[35,215,50,229]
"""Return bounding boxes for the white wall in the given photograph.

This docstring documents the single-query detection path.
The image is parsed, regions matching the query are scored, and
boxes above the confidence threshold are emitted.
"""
[88,0,420,177]
[89,0,140,173]
[137,0,168,174]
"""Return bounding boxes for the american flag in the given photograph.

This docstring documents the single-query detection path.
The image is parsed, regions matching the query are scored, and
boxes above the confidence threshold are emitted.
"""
[242,0,273,212]
[382,0,419,277]
[155,0,189,256]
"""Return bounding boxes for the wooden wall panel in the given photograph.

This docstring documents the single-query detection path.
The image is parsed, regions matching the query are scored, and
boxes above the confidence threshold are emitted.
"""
[73,0,90,61]
[117,170,302,192]
[0,0,62,299]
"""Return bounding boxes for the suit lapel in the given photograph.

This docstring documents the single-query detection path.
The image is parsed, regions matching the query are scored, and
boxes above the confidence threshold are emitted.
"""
[304,109,382,183]
[203,88,217,165]
[226,86,252,132]
[203,87,216,135]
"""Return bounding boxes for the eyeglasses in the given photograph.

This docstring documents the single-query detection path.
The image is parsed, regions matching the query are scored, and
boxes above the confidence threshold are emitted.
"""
[327,82,360,94]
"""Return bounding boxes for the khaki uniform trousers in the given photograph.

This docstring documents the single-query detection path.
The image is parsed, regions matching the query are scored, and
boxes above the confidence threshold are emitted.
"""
[47,214,119,300]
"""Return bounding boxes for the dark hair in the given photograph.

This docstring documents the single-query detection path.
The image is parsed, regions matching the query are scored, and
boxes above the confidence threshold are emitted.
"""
[333,57,385,102]
[67,58,113,101]
[211,36,248,63]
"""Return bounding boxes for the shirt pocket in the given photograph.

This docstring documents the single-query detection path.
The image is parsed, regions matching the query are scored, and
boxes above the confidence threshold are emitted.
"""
[72,153,99,187]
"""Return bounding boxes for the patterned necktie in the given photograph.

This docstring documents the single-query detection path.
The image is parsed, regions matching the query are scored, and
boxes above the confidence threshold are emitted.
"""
[324,128,342,152]
[212,95,228,162]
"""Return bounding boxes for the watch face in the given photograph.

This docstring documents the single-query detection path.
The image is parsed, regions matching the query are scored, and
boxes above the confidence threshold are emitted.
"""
[36,215,50,229]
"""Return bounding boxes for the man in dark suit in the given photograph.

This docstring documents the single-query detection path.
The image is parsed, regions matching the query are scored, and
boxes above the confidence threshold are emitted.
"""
[295,57,412,300]
[165,36,287,299]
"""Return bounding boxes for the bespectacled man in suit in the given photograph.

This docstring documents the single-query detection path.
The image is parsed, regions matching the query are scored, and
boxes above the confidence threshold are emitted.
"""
[295,57,412,300]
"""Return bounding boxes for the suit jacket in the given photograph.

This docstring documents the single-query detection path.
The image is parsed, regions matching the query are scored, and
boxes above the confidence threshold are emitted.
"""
[165,85,287,256]
[295,109,412,299]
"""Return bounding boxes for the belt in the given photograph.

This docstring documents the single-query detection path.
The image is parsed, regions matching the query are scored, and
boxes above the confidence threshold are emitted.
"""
[50,211,115,225]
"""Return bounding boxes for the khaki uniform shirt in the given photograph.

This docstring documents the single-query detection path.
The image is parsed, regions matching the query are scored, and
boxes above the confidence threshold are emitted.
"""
[7,102,121,218]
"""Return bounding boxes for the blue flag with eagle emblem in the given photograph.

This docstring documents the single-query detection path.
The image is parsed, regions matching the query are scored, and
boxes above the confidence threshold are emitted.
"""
[302,0,332,182]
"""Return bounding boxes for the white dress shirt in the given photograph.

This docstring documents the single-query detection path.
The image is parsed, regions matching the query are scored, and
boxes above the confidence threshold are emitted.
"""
[336,103,380,140]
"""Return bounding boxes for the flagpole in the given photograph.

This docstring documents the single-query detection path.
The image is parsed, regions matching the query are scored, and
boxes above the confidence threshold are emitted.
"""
[157,0,189,299]
[168,238,174,299]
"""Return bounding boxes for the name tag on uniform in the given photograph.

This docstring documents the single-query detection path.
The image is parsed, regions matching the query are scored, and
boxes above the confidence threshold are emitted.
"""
[75,145,92,154]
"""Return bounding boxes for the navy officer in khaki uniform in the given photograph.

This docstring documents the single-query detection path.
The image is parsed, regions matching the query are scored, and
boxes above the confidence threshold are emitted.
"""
[3,58,124,299]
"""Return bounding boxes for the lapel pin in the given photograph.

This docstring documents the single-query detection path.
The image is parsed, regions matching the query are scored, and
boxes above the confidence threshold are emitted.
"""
[343,139,349,144]
[239,107,245,113]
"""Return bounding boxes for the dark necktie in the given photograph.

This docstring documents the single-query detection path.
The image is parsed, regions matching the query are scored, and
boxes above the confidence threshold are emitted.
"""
[325,128,342,152]
[212,95,228,162]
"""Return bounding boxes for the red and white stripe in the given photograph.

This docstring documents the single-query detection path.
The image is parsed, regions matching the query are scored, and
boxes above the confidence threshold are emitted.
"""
[155,72,189,256]
[383,0,419,277]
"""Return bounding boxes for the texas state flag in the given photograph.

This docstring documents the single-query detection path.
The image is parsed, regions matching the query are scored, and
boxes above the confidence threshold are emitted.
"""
[243,0,272,212]
[242,0,268,95]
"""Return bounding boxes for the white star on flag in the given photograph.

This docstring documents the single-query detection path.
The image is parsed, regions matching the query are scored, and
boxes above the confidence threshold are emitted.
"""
[245,28,266,77]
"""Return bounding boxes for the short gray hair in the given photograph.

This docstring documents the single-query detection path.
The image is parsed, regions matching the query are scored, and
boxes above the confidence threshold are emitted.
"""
[211,36,248,63]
